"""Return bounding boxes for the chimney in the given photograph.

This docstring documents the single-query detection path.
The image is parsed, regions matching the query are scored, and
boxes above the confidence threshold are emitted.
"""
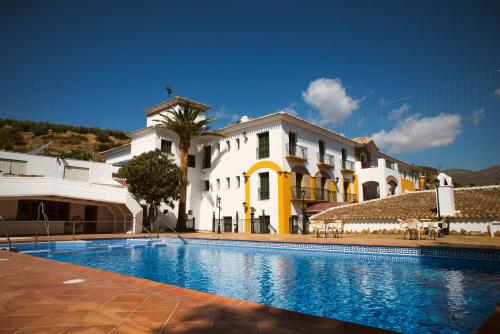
[436,173,456,217]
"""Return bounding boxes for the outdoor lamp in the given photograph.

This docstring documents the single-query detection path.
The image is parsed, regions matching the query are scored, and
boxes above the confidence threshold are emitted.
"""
[242,201,247,212]
[301,188,306,198]
[434,178,440,188]
[335,177,339,183]
[434,178,441,221]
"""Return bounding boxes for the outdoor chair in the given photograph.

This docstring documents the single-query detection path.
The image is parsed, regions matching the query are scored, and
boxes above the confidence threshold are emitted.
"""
[428,220,444,239]
[404,218,421,240]
[397,219,409,239]
[332,220,344,238]
[311,221,326,238]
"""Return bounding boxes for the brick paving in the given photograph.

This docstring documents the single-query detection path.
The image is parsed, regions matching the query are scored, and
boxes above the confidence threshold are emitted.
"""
[0,251,394,334]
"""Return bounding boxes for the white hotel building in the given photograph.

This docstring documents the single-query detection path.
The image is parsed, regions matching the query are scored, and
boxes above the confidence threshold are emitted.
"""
[103,97,428,234]
[0,96,429,236]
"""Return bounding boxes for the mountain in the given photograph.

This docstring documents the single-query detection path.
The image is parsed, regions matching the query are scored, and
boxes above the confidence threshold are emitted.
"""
[0,119,130,161]
[445,166,500,187]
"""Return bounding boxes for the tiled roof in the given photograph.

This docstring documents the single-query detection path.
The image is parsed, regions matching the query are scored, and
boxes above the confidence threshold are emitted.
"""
[351,136,373,144]
[310,186,500,221]
[144,96,211,116]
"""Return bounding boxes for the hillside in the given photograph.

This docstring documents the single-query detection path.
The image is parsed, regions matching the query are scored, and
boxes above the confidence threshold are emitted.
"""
[445,166,500,187]
[0,119,130,161]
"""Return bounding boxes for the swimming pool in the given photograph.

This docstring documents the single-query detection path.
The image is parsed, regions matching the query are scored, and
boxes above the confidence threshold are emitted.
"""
[16,238,500,333]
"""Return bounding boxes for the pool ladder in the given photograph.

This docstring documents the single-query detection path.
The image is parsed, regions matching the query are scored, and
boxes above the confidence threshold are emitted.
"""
[0,216,12,251]
[35,202,52,255]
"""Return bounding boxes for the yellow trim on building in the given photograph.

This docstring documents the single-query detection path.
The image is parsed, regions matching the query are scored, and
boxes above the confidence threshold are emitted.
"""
[244,160,291,234]
[353,173,358,200]
[400,174,415,193]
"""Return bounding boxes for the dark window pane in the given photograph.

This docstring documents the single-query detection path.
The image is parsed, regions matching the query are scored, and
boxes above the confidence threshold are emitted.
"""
[161,140,172,154]
[259,172,270,200]
[203,146,211,169]
[188,155,196,168]
[258,132,269,159]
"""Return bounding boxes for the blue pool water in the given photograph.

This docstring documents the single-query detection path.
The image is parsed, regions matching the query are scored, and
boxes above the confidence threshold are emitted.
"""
[22,239,500,334]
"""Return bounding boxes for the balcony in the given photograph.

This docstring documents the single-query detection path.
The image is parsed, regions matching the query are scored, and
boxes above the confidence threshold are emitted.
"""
[285,143,307,162]
[341,160,355,173]
[343,192,358,202]
[291,186,336,202]
[317,152,335,169]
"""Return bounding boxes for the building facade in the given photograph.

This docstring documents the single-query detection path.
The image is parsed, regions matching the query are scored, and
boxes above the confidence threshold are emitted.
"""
[0,151,143,236]
[102,96,431,234]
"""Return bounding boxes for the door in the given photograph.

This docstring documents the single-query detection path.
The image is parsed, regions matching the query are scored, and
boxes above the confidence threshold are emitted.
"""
[289,132,297,156]
[83,206,98,234]
[343,181,350,201]
[223,216,232,232]
[259,215,271,234]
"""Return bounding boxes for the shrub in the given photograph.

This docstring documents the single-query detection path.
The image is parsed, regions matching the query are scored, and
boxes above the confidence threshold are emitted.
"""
[0,128,13,149]
[32,123,49,136]
[61,149,93,161]
[61,134,88,145]
[95,130,109,143]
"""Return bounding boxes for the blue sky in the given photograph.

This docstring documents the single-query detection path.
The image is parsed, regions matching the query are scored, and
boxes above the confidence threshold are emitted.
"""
[1,0,499,170]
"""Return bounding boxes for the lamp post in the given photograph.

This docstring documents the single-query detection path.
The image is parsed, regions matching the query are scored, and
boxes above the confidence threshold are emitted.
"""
[301,188,306,234]
[435,178,441,220]
[216,195,222,234]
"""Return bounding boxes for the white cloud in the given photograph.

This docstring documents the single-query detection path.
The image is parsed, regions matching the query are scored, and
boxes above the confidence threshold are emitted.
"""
[388,103,411,121]
[494,88,500,99]
[214,106,240,123]
[471,109,485,125]
[371,113,462,154]
[302,78,360,125]
[276,103,298,116]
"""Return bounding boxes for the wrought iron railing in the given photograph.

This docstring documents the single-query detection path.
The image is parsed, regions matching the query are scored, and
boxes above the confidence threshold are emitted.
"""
[344,193,358,202]
[286,143,308,160]
[341,160,355,171]
[258,188,270,200]
[291,186,336,202]
[317,152,335,166]
[256,147,270,159]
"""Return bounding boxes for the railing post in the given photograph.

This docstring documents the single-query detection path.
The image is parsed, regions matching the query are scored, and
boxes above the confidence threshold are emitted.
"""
[235,211,239,233]
[192,217,195,230]
[212,212,215,232]
[250,212,255,233]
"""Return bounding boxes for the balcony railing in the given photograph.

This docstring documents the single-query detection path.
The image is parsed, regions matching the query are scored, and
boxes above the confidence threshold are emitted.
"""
[256,147,270,159]
[258,188,270,200]
[341,160,355,171]
[317,152,335,167]
[386,160,397,170]
[343,192,358,202]
[285,143,308,160]
[291,186,336,202]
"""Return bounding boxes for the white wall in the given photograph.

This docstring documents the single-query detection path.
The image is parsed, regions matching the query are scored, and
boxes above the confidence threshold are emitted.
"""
[0,151,120,185]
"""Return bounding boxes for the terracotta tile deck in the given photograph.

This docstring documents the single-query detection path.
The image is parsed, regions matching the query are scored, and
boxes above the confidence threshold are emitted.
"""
[0,251,394,334]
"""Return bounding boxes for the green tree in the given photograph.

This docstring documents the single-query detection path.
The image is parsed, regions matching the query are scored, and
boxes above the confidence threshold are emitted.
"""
[117,149,183,231]
[155,103,222,231]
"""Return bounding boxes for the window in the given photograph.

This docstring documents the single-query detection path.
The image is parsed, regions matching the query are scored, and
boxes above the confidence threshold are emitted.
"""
[288,132,297,156]
[203,146,211,169]
[188,155,196,168]
[226,177,230,189]
[161,140,172,154]
[257,132,270,159]
[215,179,220,190]
[236,138,240,150]
[319,140,325,163]
[203,180,210,192]
[0,159,27,175]
[236,176,241,188]
[226,140,231,151]
[17,200,69,221]
[64,166,89,182]
[259,172,270,200]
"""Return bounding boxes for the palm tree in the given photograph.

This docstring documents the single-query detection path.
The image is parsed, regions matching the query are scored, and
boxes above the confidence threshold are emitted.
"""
[155,102,222,231]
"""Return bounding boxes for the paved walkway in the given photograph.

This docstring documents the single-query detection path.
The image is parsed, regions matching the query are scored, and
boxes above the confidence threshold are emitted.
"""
[0,251,393,334]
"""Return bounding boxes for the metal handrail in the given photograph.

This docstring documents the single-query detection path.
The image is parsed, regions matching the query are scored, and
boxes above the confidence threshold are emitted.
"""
[0,216,12,251]
[286,143,308,160]
[37,202,51,255]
